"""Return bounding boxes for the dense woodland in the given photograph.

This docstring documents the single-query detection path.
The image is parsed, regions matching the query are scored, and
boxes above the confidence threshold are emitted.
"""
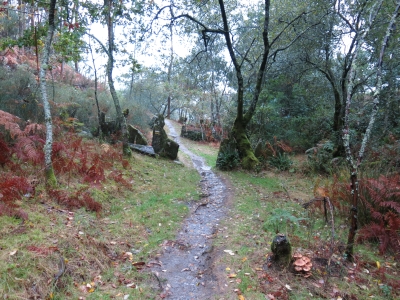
[0,0,399,298]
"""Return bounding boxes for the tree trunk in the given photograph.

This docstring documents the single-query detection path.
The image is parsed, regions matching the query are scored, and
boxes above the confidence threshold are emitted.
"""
[343,0,397,260]
[105,0,131,157]
[40,0,57,187]
[232,118,259,169]
[88,40,102,136]
[167,25,174,119]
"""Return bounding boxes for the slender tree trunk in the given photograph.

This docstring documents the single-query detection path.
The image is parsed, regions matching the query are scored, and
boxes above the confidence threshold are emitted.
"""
[40,0,57,187]
[105,0,131,157]
[167,25,174,119]
[88,40,102,136]
[344,0,397,260]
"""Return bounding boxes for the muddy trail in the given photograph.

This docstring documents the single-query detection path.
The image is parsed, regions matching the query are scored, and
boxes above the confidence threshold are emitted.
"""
[150,120,229,299]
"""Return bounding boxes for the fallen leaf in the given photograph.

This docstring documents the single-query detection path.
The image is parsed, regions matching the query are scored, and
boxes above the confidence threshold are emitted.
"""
[9,249,17,256]
[126,283,136,288]
[238,295,245,300]
[376,261,380,269]
[228,273,237,278]
[242,257,247,262]
[132,261,146,269]
[285,284,292,291]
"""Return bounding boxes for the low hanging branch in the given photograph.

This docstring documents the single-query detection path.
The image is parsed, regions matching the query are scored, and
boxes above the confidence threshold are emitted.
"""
[343,0,400,260]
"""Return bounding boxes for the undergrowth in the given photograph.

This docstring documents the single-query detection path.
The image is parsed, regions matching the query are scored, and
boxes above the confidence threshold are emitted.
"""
[0,110,201,299]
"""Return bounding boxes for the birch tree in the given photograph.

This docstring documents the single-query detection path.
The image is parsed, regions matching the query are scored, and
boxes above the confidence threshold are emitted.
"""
[104,0,131,157]
[40,0,57,187]
[343,0,400,260]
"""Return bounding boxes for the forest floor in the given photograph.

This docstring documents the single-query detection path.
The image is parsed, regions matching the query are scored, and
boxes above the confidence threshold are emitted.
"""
[0,120,398,299]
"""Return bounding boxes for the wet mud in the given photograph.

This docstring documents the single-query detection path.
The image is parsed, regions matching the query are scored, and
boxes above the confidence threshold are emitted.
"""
[150,120,228,299]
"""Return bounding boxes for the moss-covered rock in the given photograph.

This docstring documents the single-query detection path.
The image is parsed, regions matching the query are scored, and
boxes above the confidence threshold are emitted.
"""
[151,115,179,160]
[127,124,148,145]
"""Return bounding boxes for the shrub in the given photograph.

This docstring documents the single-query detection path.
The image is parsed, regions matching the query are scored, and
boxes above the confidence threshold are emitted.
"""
[216,138,240,170]
[268,152,293,171]
[305,140,336,173]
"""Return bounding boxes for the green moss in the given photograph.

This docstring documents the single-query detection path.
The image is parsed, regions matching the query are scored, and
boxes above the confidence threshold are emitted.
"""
[233,124,259,170]
[45,167,57,187]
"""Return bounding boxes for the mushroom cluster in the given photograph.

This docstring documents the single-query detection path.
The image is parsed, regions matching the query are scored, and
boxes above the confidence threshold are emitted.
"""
[293,253,312,277]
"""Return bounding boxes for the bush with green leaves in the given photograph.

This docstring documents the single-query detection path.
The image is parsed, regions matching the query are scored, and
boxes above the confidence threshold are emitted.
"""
[305,140,335,173]
[0,66,42,122]
[216,138,240,170]
[268,152,293,171]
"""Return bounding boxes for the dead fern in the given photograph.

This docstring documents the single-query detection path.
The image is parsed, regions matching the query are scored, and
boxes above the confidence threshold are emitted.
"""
[48,189,102,213]
[0,109,23,139]
[0,202,28,220]
[0,135,11,166]
[0,174,32,204]
[0,174,31,220]
[357,174,400,256]
[108,170,133,190]
[13,135,45,165]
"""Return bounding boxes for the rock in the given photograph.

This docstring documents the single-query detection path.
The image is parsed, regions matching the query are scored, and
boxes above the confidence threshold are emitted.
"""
[127,124,148,145]
[151,115,179,160]
[77,130,93,139]
[129,144,156,157]
[164,138,179,160]
[271,233,291,266]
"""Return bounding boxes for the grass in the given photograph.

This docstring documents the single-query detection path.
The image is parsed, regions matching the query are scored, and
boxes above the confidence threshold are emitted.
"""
[211,167,399,299]
[0,140,201,299]
[1,122,399,299]
[165,121,400,299]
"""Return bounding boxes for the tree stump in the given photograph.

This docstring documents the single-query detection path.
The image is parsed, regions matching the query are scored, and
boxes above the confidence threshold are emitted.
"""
[271,233,291,266]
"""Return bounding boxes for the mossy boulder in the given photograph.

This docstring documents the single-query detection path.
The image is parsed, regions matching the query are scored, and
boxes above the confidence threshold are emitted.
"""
[127,125,148,145]
[151,115,179,160]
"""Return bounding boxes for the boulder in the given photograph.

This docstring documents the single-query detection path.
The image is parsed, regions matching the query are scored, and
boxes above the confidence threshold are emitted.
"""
[164,138,179,160]
[151,115,179,160]
[127,124,148,145]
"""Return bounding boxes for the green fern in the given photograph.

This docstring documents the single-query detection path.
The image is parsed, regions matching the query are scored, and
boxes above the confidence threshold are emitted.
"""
[263,208,307,234]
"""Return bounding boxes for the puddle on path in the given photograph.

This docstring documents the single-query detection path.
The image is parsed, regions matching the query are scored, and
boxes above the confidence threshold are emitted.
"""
[150,120,228,299]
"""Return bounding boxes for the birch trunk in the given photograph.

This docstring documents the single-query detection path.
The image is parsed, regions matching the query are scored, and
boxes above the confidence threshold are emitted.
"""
[105,0,131,157]
[344,0,399,260]
[40,0,57,187]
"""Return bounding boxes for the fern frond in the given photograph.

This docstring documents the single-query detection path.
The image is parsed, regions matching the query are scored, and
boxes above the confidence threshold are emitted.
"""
[0,136,11,166]
[13,136,45,165]
[48,189,102,213]
[0,202,28,220]
[23,123,45,136]
[0,110,23,139]
[380,201,400,214]
[0,174,32,204]
[108,170,132,190]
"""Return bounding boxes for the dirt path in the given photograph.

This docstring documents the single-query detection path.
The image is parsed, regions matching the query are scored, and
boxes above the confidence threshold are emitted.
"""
[150,120,229,299]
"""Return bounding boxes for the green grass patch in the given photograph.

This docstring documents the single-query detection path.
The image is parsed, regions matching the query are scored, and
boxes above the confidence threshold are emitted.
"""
[0,149,200,299]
